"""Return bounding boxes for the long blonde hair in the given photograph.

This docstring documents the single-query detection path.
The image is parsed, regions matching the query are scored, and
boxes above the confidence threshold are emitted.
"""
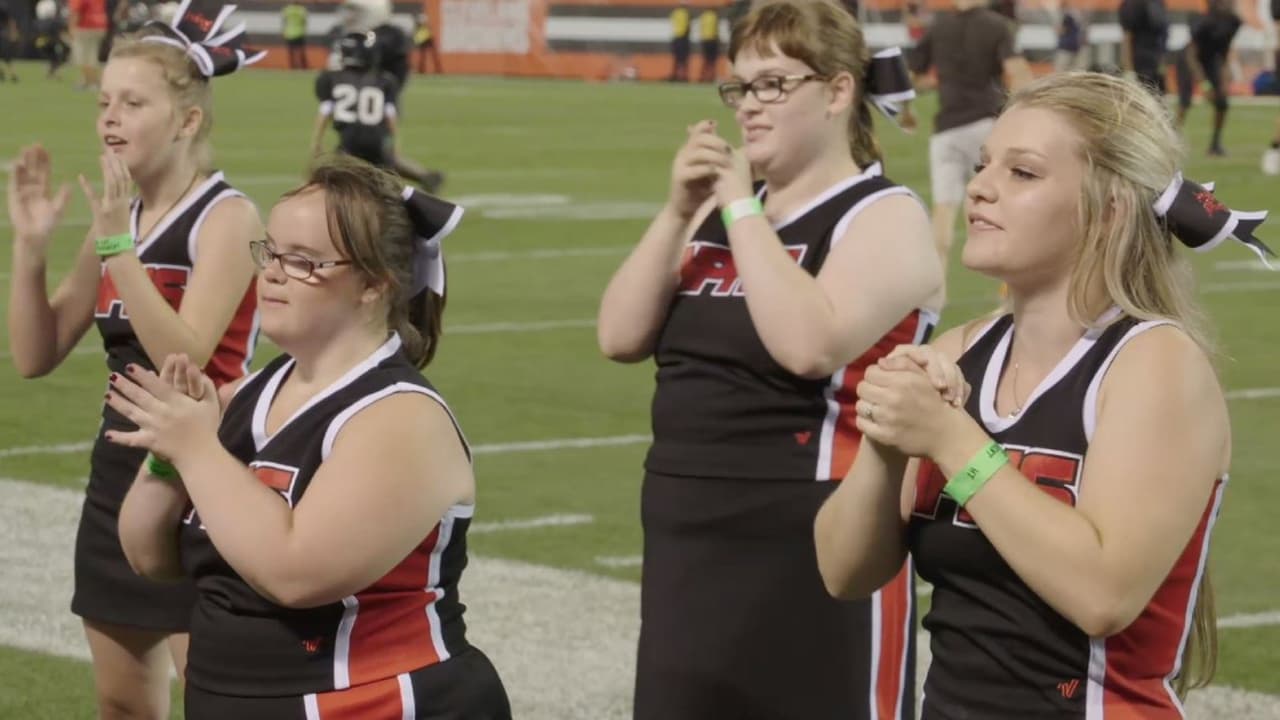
[108,30,215,172]
[1009,71,1217,695]
[728,0,881,167]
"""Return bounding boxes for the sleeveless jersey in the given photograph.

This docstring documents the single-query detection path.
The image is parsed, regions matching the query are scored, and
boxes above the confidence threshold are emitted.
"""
[909,313,1224,719]
[181,334,475,697]
[647,164,938,482]
[92,172,259,498]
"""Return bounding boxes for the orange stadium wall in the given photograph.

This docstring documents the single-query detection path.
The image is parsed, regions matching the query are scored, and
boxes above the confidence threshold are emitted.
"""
[241,0,1278,84]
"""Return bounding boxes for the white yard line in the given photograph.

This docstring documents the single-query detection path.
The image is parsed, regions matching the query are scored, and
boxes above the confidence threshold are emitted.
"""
[470,514,595,534]
[1218,611,1280,630]
[594,555,643,569]
[8,386,1280,461]
[0,478,1274,720]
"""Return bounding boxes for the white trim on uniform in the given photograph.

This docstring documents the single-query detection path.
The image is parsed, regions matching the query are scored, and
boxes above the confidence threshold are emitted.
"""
[303,692,321,719]
[1086,636,1107,719]
[868,582,884,720]
[894,557,916,720]
[134,172,225,256]
[333,594,360,689]
[769,162,883,231]
[828,186,921,249]
[398,672,416,720]
[425,509,457,664]
[1082,320,1176,442]
[979,308,1122,434]
[319,381,471,462]
[1162,479,1226,714]
[252,334,402,452]
[187,187,246,263]
[318,100,334,116]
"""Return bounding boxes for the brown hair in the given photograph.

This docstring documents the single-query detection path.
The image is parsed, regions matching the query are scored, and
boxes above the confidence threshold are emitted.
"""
[108,29,215,171]
[286,156,445,368]
[1008,71,1217,695]
[728,0,881,167]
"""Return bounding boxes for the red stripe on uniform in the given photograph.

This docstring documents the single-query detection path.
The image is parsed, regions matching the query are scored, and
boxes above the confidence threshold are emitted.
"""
[345,525,443,687]
[875,561,912,720]
[206,281,258,386]
[1099,480,1223,718]
[314,675,404,719]
[829,311,924,479]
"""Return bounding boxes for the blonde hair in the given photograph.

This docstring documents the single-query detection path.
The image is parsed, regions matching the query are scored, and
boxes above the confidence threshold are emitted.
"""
[108,31,215,172]
[285,156,445,369]
[1007,72,1213,355]
[1008,71,1217,695]
[728,0,881,168]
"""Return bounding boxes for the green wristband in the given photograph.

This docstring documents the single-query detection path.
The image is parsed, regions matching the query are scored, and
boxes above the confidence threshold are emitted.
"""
[95,233,134,257]
[721,197,764,227]
[145,453,181,482]
[943,441,1008,507]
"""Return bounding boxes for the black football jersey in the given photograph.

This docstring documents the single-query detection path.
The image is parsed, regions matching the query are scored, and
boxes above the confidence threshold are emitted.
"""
[647,164,938,482]
[909,312,1224,718]
[316,67,400,147]
[181,334,475,697]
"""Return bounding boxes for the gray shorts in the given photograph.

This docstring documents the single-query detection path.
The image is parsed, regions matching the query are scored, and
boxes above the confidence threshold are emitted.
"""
[929,117,995,206]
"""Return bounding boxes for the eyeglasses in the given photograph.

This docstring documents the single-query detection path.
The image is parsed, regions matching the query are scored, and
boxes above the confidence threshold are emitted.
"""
[717,74,828,109]
[249,240,354,281]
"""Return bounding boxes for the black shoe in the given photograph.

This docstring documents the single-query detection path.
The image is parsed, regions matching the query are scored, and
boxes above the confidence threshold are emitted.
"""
[1208,145,1226,157]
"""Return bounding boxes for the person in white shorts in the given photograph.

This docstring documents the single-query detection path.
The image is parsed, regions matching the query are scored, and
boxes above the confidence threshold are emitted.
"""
[910,0,1030,303]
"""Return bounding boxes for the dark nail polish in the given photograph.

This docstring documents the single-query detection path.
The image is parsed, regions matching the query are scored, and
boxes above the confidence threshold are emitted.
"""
[109,373,118,382]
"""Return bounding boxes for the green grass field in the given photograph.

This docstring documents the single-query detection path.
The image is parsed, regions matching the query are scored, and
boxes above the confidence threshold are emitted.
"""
[0,62,1278,717]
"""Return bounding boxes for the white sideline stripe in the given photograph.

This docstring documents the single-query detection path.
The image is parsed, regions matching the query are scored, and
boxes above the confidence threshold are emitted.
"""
[0,316,601,361]
[0,434,654,460]
[1226,388,1280,400]
[0,476,1277,719]
[594,555,643,568]
[1214,260,1274,272]
[451,247,627,262]
[0,442,93,459]
[1218,612,1280,629]
[450,319,596,334]
[469,514,594,534]
[8,384,1280,461]
[473,434,650,454]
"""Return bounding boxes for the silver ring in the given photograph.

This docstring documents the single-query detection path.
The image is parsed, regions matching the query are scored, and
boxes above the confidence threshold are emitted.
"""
[864,403,876,422]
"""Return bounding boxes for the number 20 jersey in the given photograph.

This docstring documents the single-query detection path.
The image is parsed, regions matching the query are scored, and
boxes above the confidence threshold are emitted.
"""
[315,68,401,161]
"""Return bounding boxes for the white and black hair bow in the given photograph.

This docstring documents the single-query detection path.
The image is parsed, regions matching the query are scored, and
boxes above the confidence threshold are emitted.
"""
[1153,173,1273,265]
[402,187,465,296]
[141,0,266,77]
[863,47,916,125]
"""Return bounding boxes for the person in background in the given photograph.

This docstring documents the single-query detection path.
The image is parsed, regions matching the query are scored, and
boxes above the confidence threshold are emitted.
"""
[697,5,720,83]
[1119,0,1169,97]
[413,11,441,74]
[1174,0,1241,156]
[0,0,19,83]
[282,1,308,70]
[1053,0,1088,72]
[68,0,108,88]
[669,2,691,82]
[909,0,1032,303]
[35,0,73,81]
